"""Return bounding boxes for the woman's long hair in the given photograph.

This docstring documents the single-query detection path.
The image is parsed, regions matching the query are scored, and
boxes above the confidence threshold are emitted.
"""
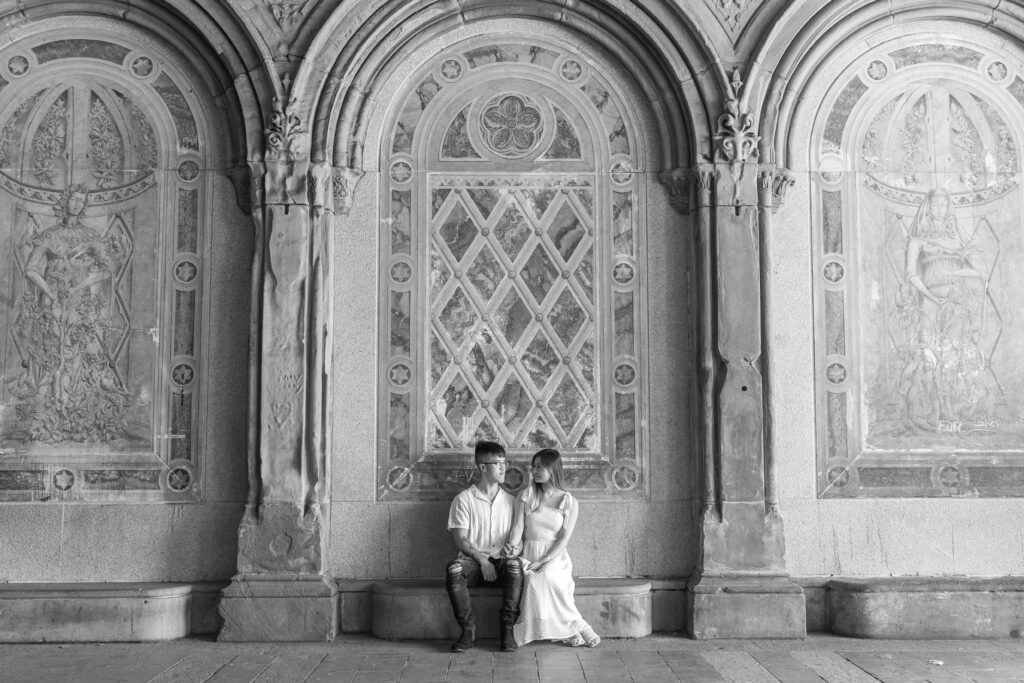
[528,448,565,511]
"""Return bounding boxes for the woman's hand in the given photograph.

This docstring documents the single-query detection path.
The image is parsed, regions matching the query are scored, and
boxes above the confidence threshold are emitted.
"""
[529,556,550,572]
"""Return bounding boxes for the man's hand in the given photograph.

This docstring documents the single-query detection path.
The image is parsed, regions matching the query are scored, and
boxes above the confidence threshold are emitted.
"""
[480,556,498,581]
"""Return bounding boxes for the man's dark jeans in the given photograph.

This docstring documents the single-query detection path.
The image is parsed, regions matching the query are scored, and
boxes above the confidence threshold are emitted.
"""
[445,555,524,631]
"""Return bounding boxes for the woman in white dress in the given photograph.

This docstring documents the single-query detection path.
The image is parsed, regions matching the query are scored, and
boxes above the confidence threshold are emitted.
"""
[505,448,600,647]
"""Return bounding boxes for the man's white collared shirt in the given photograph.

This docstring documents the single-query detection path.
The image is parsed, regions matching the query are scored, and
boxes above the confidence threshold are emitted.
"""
[447,485,515,558]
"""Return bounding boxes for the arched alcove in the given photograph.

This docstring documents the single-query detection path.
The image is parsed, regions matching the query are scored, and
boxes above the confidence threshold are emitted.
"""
[0,14,254,583]
[378,37,650,500]
[0,24,214,502]
[765,15,1024,578]
[325,17,697,579]
[808,36,1024,499]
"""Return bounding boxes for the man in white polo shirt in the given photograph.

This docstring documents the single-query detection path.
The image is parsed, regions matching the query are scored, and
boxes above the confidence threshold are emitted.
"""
[446,441,523,652]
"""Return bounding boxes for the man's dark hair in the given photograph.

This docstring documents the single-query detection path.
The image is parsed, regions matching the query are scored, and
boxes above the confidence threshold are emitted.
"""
[474,441,506,466]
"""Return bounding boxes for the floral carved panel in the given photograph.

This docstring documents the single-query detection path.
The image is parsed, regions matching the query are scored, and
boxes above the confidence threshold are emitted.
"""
[379,42,648,500]
[0,38,206,501]
[813,43,1024,497]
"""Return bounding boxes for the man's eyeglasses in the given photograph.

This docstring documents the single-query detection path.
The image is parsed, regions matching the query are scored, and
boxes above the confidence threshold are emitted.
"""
[481,459,508,468]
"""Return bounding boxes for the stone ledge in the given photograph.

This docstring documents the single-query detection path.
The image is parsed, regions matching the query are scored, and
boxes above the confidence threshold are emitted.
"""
[689,576,806,639]
[370,578,652,640]
[829,577,1024,593]
[0,582,192,642]
[218,574,339,642]
[827,576,1024,639]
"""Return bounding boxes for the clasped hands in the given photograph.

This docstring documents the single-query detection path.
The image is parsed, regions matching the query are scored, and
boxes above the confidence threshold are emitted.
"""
[500,541,551,572]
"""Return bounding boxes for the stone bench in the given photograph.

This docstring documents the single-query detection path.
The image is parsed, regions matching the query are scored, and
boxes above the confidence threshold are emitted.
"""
[0,583,195,642]
[370,578,652,640]
[828,577,1024,639]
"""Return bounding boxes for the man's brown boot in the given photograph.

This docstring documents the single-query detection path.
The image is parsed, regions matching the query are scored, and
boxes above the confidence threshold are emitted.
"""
[451,626,475,652]
[500,625,517,652]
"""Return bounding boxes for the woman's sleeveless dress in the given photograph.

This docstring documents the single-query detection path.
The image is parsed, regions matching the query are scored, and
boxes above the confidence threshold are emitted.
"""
[513,491,590,645]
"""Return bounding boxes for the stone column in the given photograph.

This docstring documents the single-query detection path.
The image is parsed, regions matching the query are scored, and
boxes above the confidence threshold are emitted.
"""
[219,100,342,641]
[683,83,806,638]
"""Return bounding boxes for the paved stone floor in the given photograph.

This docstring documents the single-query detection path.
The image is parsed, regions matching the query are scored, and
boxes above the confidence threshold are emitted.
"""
[3,634,1024,682]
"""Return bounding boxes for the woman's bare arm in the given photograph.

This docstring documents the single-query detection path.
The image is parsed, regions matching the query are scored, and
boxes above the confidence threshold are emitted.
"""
[529,495,579,570]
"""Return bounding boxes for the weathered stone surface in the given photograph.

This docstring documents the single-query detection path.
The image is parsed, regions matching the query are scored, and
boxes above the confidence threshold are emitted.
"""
[689,576,806,639]
[701,501,787,574]
[829,577,1024,639]
[218,574,338,642]
[0,583,191,642]
[370,579,652,640]
[236,503,327,574]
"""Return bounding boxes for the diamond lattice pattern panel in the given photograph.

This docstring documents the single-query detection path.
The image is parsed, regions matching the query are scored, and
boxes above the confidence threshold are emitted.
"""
[429,184,596,452]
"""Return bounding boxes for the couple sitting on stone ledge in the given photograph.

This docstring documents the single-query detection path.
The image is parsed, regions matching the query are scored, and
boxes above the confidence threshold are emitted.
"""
[445,441,601,652]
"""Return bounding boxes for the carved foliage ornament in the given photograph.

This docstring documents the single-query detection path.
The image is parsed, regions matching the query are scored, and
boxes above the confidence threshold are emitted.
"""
[714,70,760,183]
[713,0,754,31]
[265,97,305,161]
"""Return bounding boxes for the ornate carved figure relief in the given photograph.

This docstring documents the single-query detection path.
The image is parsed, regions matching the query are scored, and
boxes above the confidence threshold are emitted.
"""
[0,37,206,501]
[378,41,648,500]
[813,41,1024,497]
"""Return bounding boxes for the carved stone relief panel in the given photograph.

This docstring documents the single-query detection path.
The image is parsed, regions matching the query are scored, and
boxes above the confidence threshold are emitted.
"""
[706,0,762,42]
[813,41,1024,497]
[379,41,648,500]
[0,36,206,501]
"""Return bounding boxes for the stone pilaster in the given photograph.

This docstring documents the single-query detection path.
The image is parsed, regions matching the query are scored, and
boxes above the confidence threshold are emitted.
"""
[684,77,805,638]
[219,100,349,641]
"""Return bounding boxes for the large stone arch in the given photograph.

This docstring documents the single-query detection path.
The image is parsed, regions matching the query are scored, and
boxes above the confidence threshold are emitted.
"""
[755,0,1024,167]
[356,18,691,521]
[755,1,1024,584]
[296,0,721,172]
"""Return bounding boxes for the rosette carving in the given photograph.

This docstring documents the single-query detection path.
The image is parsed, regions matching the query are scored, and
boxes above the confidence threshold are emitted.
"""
[480,94,543,158]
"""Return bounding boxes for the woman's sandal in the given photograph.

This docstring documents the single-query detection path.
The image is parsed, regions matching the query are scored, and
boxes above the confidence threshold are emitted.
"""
[561,633,586,647]
[578,625,600,647]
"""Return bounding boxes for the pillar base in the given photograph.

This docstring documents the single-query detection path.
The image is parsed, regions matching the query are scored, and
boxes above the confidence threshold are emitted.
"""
[218,574,338,642]
[689,575,806,639]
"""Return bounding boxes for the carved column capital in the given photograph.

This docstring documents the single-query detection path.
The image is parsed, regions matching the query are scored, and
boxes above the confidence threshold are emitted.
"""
[332,166,364,216]
[770,168,796,213]
[658,168,693,214]
[756,165,797,213]
[696,163,719,196]
[659,165,723,214]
